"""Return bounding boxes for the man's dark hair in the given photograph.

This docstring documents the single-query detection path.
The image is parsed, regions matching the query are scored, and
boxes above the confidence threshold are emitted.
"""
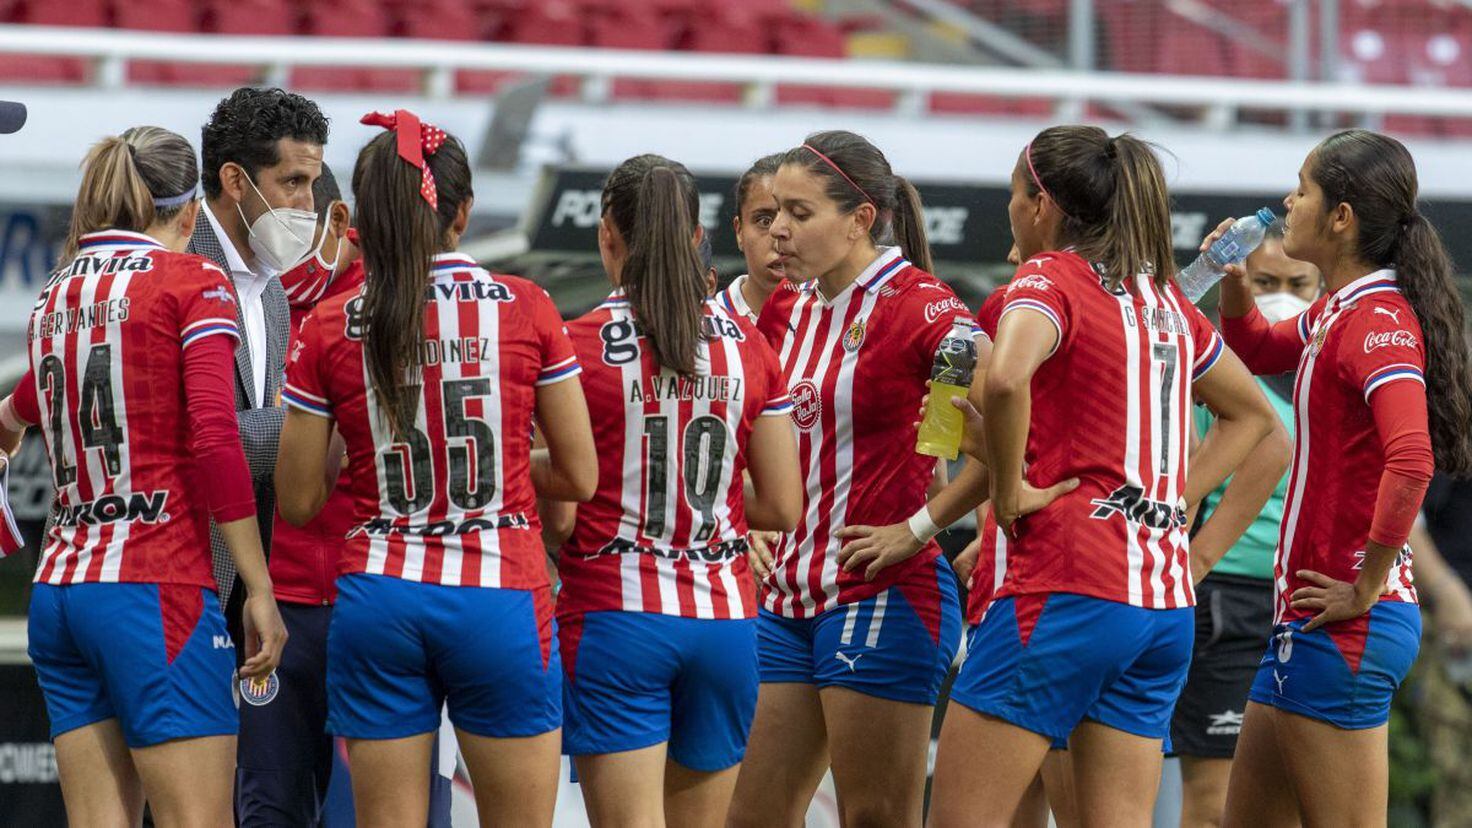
[200,87,329,200]
[312,163,342,223]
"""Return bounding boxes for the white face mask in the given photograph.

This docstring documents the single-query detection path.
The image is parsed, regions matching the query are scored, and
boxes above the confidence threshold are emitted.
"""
[1255,291,1312,324]
[235,170,317,273]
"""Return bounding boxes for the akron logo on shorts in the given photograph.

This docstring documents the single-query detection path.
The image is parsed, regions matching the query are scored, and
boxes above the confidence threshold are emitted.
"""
[790,380,822,431]
[240,672,280,707]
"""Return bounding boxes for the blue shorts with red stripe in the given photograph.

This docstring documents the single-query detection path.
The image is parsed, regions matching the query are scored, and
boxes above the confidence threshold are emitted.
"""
[757,556,962,705]
[1248,602,1420,730]
[560,611,758,771]
[326,573,561,740]
[28,582,237,748]
[950,592,1193,744]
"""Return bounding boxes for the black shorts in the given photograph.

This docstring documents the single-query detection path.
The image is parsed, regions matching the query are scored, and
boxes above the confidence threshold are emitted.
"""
[1170,573,1275,759]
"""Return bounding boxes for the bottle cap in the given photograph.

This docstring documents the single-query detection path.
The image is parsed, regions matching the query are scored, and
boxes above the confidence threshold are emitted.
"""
[1255,207,1277,227]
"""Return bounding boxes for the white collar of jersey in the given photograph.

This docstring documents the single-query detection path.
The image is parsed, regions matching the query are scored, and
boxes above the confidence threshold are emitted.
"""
[430,252,481,281]
[720,274,753,318]
[803,246,907,298]
[77,229,165,252]
[1330,268,1398,310]
[600,288,630,309]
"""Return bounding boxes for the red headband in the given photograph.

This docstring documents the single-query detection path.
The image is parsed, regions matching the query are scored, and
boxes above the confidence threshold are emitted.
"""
[1024,141,1075,222]
[803,143,875,206]
[360,109,447,209]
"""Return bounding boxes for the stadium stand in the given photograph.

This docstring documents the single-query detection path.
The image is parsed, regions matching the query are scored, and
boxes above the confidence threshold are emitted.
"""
[0,0,1471,129]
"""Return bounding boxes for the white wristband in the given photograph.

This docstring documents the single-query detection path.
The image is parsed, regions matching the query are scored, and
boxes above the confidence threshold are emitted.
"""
[907,504,942,544]
[0,396,25,433]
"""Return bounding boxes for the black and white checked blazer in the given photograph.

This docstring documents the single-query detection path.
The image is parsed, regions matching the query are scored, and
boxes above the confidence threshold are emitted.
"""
[187,215,289,603]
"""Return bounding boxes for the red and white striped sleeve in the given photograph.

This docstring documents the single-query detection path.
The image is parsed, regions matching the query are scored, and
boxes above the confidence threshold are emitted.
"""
[1185,302,1225,380]
[998,256,1071,356]
[530,286,582,387]
[282,306,333,419]
[178,262,242,350]
[752,336,793,417]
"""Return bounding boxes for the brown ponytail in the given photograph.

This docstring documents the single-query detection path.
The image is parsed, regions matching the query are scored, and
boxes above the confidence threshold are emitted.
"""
[352,128,473,438]
[1309,129,1472,474]
[602,154,706,377]
[780,130,933,270]
[62,126,198,261]
[1024,126,1175,288]
[892,176,933,273]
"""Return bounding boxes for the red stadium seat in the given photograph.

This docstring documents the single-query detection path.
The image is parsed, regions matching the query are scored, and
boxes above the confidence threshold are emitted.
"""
[591,7,679,100]
[641,9,767,104]
[929,92,1053,118]
[294,0,420,93]
[0,0,107,83]
[398,0,483,41]
[1099,0,1160,73]
[1156,22,1230,77]
[188,0,296,87]
[457,2,584,97]
[772,15,895,109]
[113,0,217,86]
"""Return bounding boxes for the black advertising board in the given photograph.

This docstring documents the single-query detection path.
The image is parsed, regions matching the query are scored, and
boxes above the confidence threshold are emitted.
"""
[0,663,64,825]
[522,166,1472,273]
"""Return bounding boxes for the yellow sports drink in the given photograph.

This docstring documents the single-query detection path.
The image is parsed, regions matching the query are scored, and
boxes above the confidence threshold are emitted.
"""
[916,321,978,460]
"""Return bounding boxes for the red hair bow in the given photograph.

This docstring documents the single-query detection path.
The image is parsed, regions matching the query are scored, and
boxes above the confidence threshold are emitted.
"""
[360,109,448,209]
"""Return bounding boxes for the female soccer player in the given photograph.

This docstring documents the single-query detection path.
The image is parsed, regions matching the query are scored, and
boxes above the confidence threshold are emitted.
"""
[1171,221,1309,828]
[925,125,1279,827]
[1215,130,1472,826]
[553,153,800,826]
[728,129,1027,827]
[716,153,785,325]
[0,126,286,826]
[274,110,596,827]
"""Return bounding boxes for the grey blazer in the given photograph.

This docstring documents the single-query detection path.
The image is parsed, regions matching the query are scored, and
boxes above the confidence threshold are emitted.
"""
[187,215,289,604]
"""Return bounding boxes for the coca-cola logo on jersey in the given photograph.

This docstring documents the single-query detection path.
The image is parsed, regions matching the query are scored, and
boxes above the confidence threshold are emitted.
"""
[1007,273,1053,293]
[923,297,968,325]
[1363,329,1418,353]
[790,380,822,431]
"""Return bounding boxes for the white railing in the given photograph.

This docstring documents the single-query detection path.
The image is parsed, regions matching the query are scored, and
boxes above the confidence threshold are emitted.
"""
[3,24,1472,125]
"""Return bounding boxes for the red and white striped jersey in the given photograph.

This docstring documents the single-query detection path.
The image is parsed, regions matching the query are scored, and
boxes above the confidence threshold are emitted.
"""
[556,292,793,620]
[990,251,1224,610]
[1265,271,1422,624]
[283,253,580,590]
[25,231,241,586]
[756,247,975,618]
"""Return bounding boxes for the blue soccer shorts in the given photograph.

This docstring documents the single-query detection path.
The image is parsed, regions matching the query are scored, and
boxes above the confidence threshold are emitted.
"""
[1248,601,1420,730]
[28,581,237,748]
[560,611,758,772]
[757,556,962,705]
[326,573,561,740]
[950,592,1193,743]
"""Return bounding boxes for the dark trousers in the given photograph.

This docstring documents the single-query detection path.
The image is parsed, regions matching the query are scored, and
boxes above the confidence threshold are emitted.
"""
[235,601,455,827]
[236,601,335,826]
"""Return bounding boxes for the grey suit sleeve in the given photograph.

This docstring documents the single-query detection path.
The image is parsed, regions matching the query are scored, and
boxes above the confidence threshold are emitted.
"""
[237,405,285,486]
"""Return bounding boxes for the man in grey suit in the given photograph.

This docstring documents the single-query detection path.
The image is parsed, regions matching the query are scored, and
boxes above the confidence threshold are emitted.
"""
[188,87,328,646]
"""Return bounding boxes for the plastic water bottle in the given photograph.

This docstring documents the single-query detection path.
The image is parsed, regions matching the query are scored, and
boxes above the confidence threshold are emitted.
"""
[1177,207,1278,302]
[916,321,977,461]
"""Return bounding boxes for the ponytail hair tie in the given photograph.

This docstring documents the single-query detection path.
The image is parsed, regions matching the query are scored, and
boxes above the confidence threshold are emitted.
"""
[360,109,448,209]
